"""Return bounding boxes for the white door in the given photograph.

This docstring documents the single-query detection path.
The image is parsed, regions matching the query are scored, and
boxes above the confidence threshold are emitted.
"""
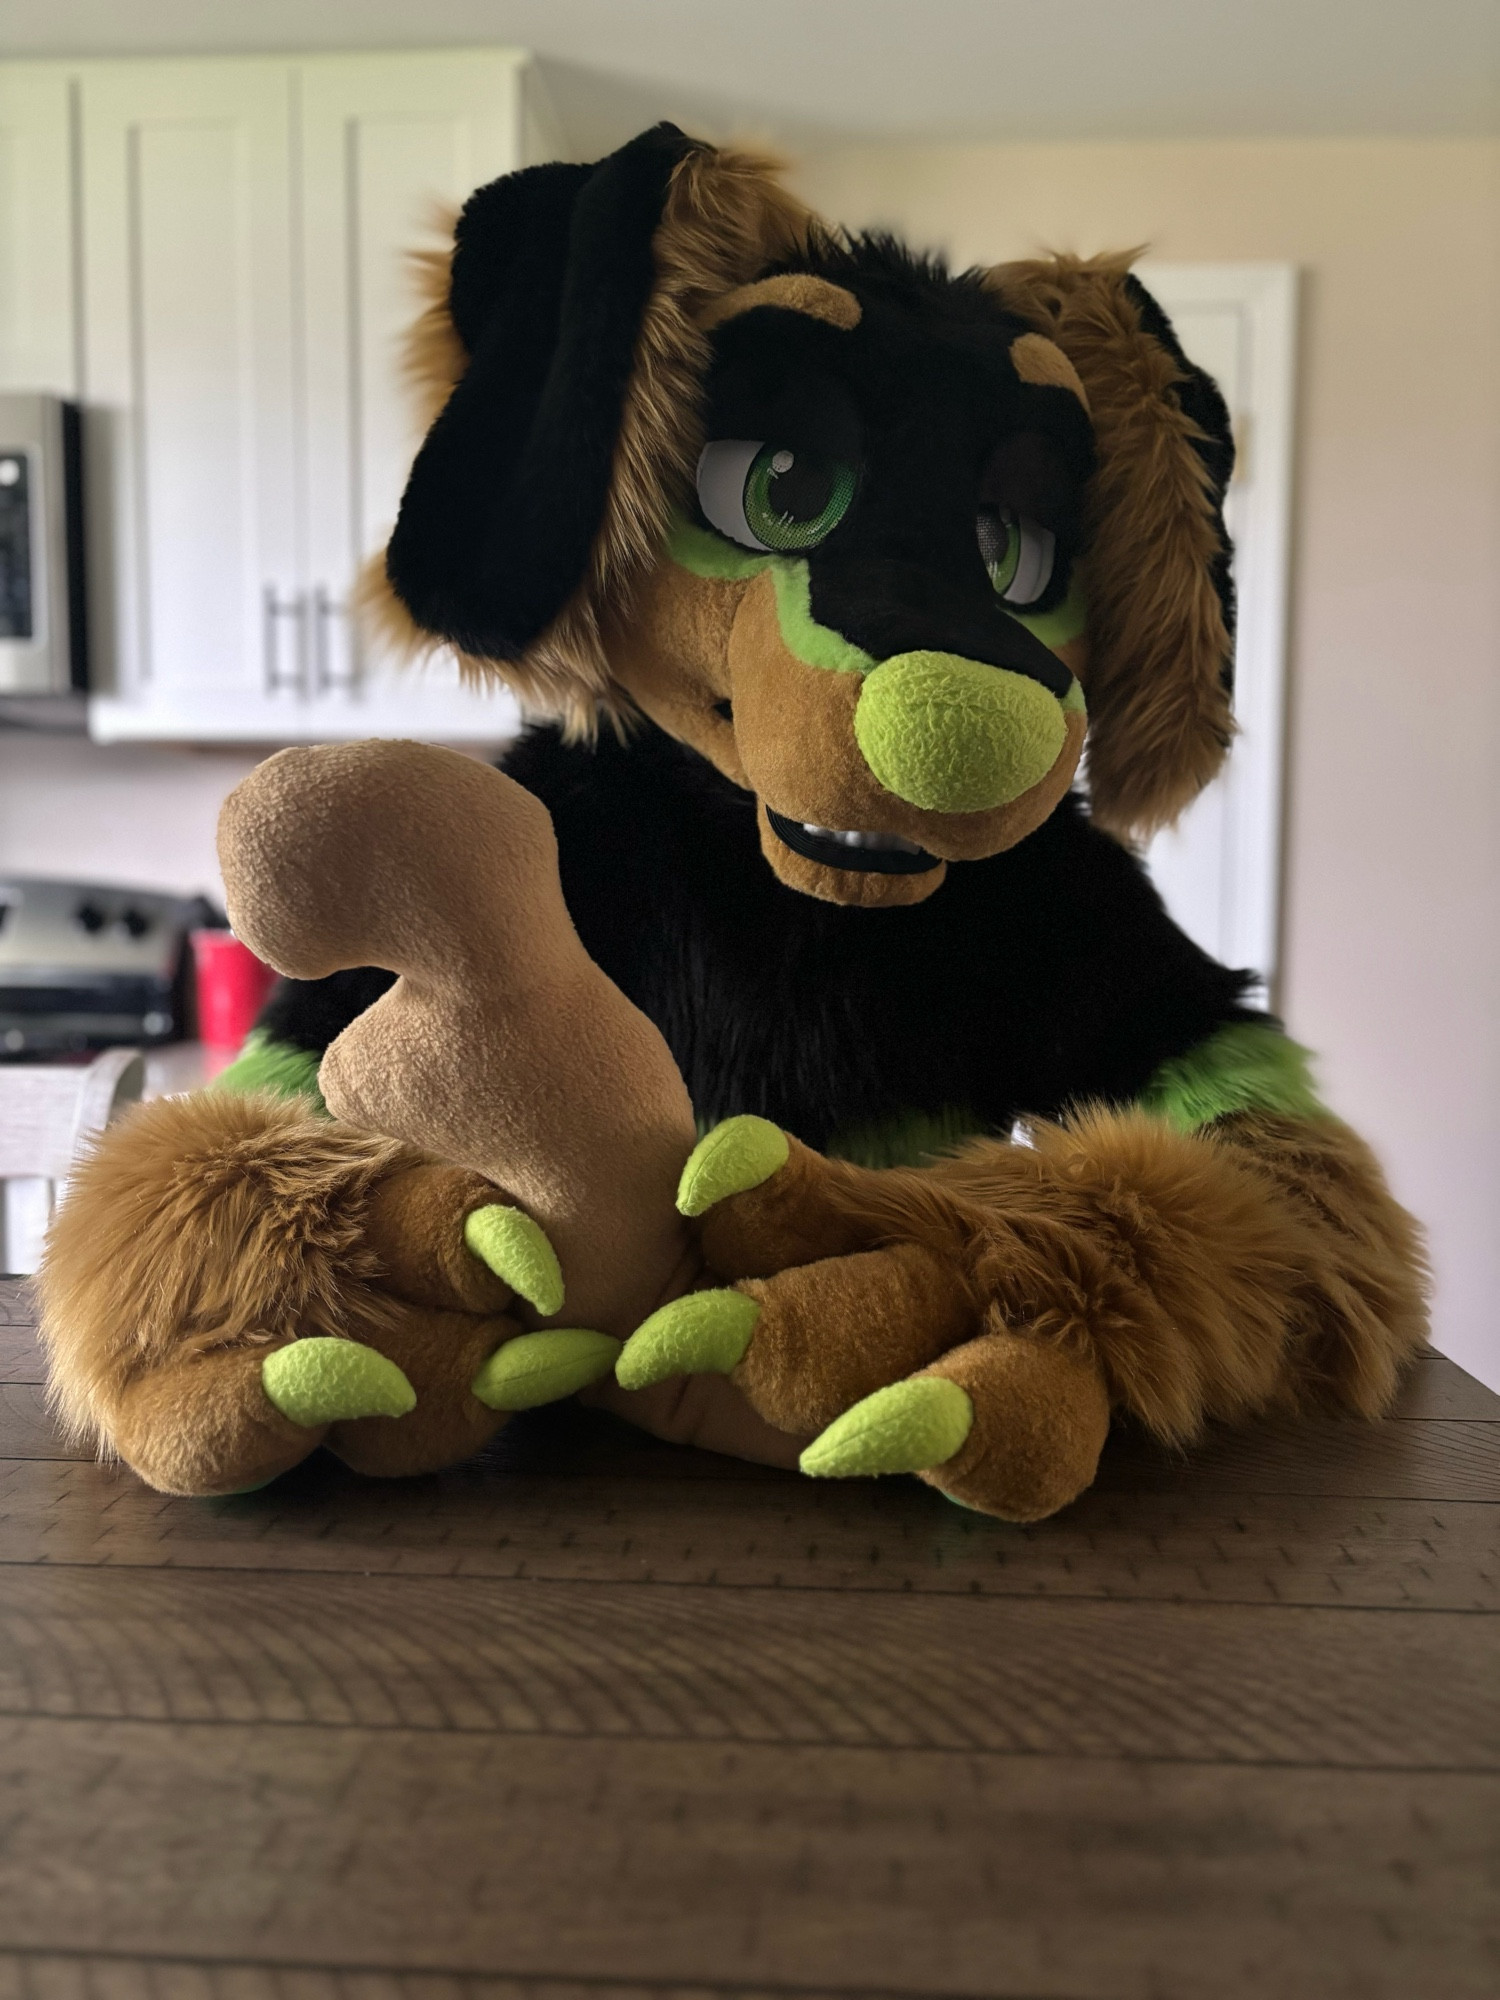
[0,64,75,395]
[80,60,302,735]
[1137,263,1297,1000]
[295,49,540,738]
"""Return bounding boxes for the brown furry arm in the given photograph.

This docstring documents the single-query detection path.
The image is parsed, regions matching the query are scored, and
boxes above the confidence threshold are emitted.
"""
[628,1090,1429,1518]
[928,1104,1430,1444]
[36,1091,533,1494]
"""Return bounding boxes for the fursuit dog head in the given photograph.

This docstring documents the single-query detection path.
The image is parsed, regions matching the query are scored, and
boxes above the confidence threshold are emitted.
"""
[376,123,1237,910]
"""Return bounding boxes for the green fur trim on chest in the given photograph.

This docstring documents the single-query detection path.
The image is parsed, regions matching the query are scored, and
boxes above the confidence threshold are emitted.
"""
[1137,1021,1323,1134]
[210,1030,328,1115]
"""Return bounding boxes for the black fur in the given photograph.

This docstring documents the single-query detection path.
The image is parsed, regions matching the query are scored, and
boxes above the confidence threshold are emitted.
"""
[701,237,1095,687]
[256,965,394,1056]
[385,123,696,658]
[259,723,1259,1154]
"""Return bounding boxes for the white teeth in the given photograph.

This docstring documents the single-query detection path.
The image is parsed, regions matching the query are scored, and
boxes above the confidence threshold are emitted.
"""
[800,822,924,855]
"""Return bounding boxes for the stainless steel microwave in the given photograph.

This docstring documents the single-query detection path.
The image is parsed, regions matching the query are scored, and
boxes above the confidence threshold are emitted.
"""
[0,392,87,695]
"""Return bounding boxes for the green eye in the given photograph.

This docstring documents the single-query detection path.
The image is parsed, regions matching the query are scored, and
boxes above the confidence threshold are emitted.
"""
[697,439,857,553]
[978,506,1056,607]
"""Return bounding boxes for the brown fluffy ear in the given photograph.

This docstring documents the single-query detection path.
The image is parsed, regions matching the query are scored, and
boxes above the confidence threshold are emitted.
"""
[361,139,811,739]
[986,253,1236,840]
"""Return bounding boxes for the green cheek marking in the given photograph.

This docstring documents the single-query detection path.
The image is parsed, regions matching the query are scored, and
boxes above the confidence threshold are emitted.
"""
[800,1377,974,1480]
[464,1205,565,1318]
[854,652,1070,813]
[261,1340,416,1428]
[666,513,1086,696]
[677,1115,790,1217]
[767,562,874,673]
[665,515,771,581]
[667,518,872,674]
[471,1329,622,1411]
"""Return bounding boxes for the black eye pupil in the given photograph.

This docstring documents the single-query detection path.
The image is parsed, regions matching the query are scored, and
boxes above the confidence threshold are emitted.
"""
[767,452,836,523]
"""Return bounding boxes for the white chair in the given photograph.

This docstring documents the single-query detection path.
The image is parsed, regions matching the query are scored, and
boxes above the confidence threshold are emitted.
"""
[0,1048,144,1275]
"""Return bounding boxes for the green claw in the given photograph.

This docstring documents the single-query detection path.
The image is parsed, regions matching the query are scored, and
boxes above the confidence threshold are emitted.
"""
[676,1116,789,1217]
[261,1339,417,1428]
[799,1377,974,1480]
[615,1289,760,1390]
[464,1205,565,1317]
[471,1329,621,1411]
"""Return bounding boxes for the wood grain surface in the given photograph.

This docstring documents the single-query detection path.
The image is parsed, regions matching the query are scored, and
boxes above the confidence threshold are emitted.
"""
[1,1279,1496,2000]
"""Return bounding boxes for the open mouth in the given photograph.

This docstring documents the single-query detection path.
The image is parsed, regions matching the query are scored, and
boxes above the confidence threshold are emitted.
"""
[765,808,941,875]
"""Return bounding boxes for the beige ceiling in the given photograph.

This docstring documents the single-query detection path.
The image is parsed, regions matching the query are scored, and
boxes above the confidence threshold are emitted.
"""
[1,0,1495,148]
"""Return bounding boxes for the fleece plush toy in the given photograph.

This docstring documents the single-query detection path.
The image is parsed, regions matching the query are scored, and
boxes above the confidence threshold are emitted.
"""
[39,123,1428,1518]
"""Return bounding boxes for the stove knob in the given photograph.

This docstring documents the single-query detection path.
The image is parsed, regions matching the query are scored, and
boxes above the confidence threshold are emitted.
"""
[119,907,151,939]
[74,902,107,934]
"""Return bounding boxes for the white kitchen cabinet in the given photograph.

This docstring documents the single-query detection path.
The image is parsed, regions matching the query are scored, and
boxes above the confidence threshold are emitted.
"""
[292,52,554,734]
[78,49,562,745]
[0,64,76,397]
[79,60,301,733]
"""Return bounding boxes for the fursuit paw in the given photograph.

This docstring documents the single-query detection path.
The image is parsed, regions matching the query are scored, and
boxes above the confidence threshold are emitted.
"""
[37,1091,614,1497]
[615,1116,1111,1521]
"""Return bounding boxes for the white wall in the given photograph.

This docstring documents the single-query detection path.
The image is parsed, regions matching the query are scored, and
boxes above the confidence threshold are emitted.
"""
[0,734,262,901]
[794,136,1500,1391]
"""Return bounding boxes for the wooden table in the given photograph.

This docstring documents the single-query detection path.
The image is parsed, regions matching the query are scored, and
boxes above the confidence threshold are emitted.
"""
[1,1277,1495,1999]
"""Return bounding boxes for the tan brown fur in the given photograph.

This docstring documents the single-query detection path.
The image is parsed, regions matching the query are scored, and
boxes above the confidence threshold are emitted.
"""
[39,1091,411,1455]
[1007,331,1090,407]
[952,1107,1429,1441]
[400,213,468,433]
[918,1329,1112,1521]
[695,1106,1429,1458]
[613,561,1086,908]
[1207,1111,1432,1420]
[987,252,1236,838]
[37,1089,542,1494]
[700,272,861,332]
[220,740,700,1339]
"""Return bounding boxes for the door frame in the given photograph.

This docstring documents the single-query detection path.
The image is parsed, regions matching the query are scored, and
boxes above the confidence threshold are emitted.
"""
[1137,261,1298,1001]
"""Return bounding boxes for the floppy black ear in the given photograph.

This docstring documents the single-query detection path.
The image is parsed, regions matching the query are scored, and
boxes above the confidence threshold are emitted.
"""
[385,123,699,660]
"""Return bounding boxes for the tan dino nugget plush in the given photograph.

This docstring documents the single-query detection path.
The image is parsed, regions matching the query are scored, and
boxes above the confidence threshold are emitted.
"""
[218,738,698,1340]
[39,738,803,1496]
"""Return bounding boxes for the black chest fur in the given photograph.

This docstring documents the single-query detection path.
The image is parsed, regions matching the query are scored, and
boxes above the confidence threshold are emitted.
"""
[504,725,1255,1152]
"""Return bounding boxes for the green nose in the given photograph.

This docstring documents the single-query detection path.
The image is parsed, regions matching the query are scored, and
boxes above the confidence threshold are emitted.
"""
[853,651,1079,814]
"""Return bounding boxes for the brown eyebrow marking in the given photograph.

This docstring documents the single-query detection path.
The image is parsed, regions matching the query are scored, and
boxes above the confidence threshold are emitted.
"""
[700,273,863,333]
[1009,332,1091,411]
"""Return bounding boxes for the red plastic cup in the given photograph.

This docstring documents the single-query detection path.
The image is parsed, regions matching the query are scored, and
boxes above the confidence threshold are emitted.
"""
[190,930,278,1049]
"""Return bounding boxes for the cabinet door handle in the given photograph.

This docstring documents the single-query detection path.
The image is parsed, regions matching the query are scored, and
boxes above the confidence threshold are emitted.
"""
[262,586,308,694]
[311,584,360,695]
